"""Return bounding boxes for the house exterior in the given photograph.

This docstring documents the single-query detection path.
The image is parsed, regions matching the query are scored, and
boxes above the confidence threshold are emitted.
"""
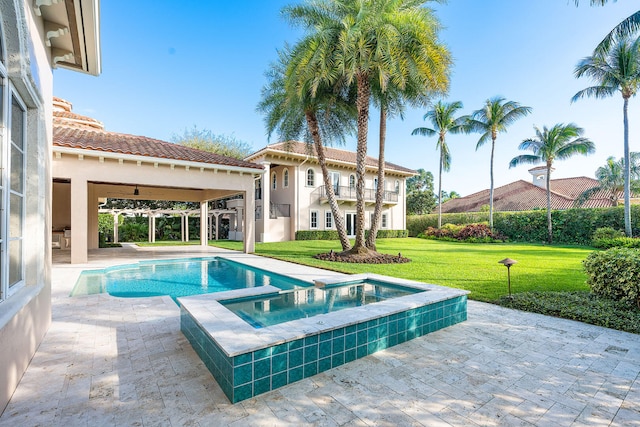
[440,166,613,213]
[245,141,416,242]
[0,0,101,412]
[52,97,263,263]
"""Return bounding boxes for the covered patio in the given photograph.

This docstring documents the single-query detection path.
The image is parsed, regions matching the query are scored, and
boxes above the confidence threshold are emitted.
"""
[51,98,262,263]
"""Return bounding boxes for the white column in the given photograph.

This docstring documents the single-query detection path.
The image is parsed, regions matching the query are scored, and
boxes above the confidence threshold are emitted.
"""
[185,214,190,242]
[181,214,185,242]
[70,178,88,264]
[113,213,119,243]
[200,202,208,247]
[244,189,255,253]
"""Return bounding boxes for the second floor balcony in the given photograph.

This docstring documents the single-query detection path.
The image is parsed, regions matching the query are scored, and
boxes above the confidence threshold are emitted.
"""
[315,185,398,205]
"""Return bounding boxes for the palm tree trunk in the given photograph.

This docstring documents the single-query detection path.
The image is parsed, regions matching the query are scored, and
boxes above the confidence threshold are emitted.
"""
[366,106,386,250]
[351,72,371,254]
[623,96,632,236]
[489,137,496,230]
[305,111,351,251]
[438,138,444,229]
[546,162,553,244]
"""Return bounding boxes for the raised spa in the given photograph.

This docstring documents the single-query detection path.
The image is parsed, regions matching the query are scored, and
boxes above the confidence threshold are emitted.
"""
[179,273,468,403]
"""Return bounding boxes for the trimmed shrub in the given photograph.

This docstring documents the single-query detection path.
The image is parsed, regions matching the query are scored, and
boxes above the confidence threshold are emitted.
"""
[420,223,504,243]
[407,205,640,244]
[593,227,625,240]
[296,229,408,240]
[592,236,640,249]
[296,230,340,240]
[583,248,640,308]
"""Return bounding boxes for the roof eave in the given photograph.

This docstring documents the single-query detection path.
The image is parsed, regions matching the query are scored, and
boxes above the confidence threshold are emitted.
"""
[249,146,415,177]
[53,146,265,175]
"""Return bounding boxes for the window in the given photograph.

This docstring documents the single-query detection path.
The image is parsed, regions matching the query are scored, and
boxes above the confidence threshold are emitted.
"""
[1,78,26,302]
[271,171,277,190]
[325,211,333,229]
[306,168,315,187]
[395,180,400,193]
[374,178,378,190]
[382,213,388,229]
[349,174,355,189]
[255,178,262,200]
[310,210,318,229]
[283,169,289,188]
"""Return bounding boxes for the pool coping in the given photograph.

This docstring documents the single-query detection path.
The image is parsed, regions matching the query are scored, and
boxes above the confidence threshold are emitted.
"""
[178,272,469,357]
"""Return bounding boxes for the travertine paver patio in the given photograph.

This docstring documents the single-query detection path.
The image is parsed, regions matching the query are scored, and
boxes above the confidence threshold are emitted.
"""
[1,245,640,426]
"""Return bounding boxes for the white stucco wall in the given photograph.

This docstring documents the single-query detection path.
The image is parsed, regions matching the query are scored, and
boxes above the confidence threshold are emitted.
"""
[0,0,55,413]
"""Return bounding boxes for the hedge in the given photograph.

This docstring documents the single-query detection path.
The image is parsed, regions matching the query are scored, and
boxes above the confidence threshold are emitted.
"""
[295,229,408,240]
[407,205,640,245]
[583,248,640,308]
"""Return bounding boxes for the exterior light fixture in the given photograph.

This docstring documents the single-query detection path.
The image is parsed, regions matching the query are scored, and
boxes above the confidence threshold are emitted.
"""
[498,258,517,298]
[133,185,139,196]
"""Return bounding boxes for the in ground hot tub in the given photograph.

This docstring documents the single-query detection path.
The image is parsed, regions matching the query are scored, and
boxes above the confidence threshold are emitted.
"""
[179,273,468,403]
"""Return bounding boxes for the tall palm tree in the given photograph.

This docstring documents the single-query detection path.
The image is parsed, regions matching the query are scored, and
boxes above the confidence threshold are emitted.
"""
[257,46,356,251]
[465,97,532,230]
[284,0,450,255]
[509,123,595,243]
[411,100,466,229]
[572,36,640,236]
[574,1,640,53]
[575,154,640,207]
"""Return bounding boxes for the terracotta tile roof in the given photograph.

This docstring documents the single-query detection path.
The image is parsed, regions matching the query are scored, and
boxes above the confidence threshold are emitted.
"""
[53,97,104,130]
[52,97,262,170]
[53,127,263,170]
[247,141,416,175]
[440,177,613,213]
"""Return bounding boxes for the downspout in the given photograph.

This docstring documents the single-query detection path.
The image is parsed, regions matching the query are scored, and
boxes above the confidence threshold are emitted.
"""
[297,155,311,239]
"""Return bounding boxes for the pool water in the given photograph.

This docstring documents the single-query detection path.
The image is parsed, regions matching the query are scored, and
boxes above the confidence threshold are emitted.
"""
[70,257,308,301]
[221,280,420,328]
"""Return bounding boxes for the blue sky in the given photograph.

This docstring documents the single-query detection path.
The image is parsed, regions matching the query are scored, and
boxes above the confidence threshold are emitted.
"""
[53,0,640,196]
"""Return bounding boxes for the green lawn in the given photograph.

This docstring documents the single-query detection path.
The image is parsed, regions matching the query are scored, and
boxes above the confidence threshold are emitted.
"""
[209,238,592,302]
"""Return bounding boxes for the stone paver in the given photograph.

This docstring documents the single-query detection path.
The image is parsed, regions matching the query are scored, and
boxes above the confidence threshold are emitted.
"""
[1,245,639,426]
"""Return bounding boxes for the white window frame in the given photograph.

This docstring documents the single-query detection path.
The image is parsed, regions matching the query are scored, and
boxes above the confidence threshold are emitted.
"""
[325,211,333,229]
[1,80,27,301]
[381,213,388,229]
[310,210,318,229]
[395,180,400,193]
[349,174,356,189]
[306,168,315,187]
[374,177,378,190]
[283,168,289,188]
[271,171,277,190]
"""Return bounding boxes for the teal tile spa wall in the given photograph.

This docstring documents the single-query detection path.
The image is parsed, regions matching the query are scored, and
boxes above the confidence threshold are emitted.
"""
[181,295,467,403]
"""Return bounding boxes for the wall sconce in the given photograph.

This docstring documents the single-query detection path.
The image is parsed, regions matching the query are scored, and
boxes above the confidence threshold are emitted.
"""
[133,185,139,196]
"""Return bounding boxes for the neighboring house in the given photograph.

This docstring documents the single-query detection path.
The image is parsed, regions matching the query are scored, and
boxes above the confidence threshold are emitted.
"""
[245,141,416,242]
[440,166,612,213]
[52,97,262,263]
[0,0,100,413]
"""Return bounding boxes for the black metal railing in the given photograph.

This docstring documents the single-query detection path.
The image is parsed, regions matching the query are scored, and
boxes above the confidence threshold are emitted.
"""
[317,185,398,203]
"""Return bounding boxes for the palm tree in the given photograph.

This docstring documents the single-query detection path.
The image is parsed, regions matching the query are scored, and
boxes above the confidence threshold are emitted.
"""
[575,154,640,207]
[257,46,356,251]
[465,97,532,230]
[509,123,595,243]
[572,36,640,236]
[411,100,466,229]
[574,1,640,53]
[284,0,450,255]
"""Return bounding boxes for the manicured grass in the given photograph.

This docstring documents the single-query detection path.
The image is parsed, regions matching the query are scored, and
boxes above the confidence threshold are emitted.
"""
[209,238,592,302]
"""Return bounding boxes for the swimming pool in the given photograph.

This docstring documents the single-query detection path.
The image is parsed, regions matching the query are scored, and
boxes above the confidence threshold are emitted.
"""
[222,280,421,328]
[70,257,308,300]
